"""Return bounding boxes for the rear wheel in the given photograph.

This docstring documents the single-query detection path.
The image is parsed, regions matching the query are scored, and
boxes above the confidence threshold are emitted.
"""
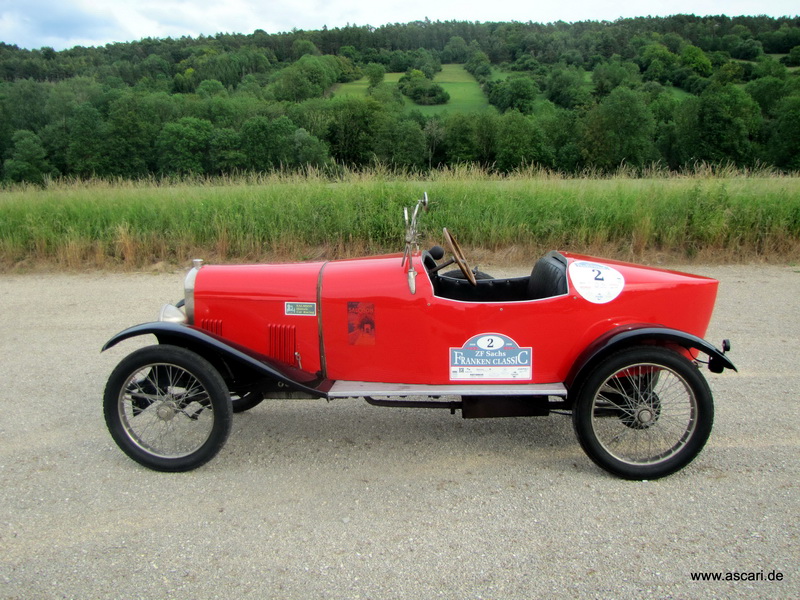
[572,347,713,480]
[231,390,264,413]
[104,345,233,471]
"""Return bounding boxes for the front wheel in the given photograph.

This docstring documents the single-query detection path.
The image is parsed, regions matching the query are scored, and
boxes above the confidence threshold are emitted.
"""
[572,347,713,480]
[104,345,233,472]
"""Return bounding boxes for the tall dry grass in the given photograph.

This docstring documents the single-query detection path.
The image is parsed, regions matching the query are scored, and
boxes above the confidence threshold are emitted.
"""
[1,165,798,270]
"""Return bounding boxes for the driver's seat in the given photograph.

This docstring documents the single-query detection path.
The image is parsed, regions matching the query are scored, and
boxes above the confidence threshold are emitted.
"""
[528,251,568,299]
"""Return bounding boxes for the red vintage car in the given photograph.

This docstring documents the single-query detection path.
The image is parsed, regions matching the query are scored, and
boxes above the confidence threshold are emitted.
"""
[103,194,736,479]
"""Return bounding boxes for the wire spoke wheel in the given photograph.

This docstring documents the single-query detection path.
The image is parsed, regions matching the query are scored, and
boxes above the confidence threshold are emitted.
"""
[120,363,214,457]
[573,347,713,480]
[104,345,232,471]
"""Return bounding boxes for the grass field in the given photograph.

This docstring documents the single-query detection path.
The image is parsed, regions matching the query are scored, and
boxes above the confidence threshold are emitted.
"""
[333,64,495,115]
[1,168,798,270]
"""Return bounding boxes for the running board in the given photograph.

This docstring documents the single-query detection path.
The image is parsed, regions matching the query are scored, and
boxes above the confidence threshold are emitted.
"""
[327,381,567,399]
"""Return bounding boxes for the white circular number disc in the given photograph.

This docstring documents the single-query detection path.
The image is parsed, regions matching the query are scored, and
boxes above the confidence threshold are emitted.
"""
[568,261,625,304]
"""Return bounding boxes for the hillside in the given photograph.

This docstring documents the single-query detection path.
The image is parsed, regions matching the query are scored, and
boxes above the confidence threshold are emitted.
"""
[1,15,799,183]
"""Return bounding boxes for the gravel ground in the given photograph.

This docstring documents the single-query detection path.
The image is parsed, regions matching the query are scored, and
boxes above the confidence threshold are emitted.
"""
[0,264,798,599]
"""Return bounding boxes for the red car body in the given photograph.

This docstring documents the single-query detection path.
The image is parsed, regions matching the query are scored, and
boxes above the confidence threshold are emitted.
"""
[188,253,718,387]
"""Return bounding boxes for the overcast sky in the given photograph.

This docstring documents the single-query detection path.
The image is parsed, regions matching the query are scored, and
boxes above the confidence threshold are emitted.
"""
[1,0,798,51]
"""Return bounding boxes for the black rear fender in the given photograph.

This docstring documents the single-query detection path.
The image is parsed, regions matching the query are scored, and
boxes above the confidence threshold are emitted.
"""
[567,325,736,398]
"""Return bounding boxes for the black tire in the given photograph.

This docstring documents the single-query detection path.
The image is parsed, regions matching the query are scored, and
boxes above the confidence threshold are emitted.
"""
[572,346,713,480]
[231,391,265,413]
[104,345,233,472]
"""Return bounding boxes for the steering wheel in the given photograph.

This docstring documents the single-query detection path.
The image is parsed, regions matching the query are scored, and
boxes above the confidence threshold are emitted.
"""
[443,228,477,286]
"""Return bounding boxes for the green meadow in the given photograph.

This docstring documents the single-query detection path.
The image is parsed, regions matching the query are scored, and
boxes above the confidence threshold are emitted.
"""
[333,64,495,115]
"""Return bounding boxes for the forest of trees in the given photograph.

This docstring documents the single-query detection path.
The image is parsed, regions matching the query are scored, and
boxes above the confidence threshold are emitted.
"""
[1,14,800,184]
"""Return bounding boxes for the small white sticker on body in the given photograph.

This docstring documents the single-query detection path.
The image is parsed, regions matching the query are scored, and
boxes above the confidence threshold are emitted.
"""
[284,302,317,316]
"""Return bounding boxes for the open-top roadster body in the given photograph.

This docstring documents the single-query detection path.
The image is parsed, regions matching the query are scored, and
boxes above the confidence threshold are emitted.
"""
[103,194,735,479]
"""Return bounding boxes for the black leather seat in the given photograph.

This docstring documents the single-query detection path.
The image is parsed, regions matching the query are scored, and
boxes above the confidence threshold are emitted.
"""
[528,251,568,299]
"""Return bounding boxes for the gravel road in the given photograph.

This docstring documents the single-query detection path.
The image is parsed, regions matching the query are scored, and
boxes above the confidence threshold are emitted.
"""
[0,265,798,599]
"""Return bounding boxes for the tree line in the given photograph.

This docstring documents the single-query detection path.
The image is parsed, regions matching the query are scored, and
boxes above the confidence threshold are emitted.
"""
[1,14,799,184]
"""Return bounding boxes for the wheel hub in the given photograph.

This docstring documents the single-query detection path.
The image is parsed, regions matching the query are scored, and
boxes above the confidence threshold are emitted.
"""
[621,403,659,430]
[156,401,178,421]
[636,407,654,425]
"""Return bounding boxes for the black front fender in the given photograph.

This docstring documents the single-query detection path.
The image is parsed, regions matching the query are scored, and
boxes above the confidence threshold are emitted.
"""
[103,322,329,398]
[567,325,736,392]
